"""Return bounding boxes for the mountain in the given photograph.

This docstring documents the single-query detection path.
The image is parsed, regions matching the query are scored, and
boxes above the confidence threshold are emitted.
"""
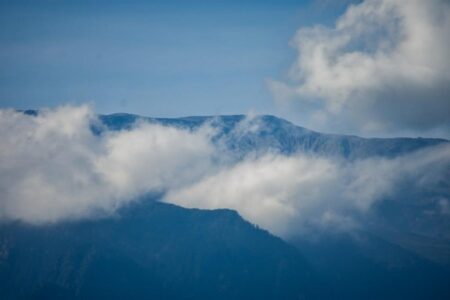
[97,113,450,299]
[11,111,450,299]
[98,113,447,159]
[23,109,446,159]
[0,199,323,300]
[100,114,450,251]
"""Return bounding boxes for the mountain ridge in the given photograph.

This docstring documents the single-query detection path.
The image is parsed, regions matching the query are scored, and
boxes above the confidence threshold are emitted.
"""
[97,113,448,159]
[0,197,324,300]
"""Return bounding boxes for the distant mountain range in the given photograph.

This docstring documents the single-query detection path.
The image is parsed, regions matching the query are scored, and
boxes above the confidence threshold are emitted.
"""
[2,111,449,299]
[98,113,447,159]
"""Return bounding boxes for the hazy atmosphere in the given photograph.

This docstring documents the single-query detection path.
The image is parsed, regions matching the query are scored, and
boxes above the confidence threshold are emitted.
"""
[1,1,449,299]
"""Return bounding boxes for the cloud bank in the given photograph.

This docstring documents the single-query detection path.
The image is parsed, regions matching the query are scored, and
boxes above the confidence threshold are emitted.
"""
[167,144,450,236]
[0,106,215,223]
[0,106,448,238]
[271,0,450,137]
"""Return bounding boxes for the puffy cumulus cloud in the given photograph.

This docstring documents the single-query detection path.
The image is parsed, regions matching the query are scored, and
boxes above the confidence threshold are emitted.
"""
[166,144,450,237]
[270,0,450,137]
[0,105,215,223]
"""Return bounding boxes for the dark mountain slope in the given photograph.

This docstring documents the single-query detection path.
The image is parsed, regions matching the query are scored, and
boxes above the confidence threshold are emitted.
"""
[290,231,450,300]
[0,199,323,300]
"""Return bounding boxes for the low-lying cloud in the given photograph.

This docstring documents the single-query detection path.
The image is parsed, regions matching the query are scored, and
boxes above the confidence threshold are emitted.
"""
[270,0,450,137]
[0,106,448,238]
[167,144,450,237]
[0,105,215,223]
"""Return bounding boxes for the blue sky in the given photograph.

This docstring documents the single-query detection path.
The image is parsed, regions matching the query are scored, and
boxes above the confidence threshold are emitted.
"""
[2,0,448,138]
[0,0,352,117]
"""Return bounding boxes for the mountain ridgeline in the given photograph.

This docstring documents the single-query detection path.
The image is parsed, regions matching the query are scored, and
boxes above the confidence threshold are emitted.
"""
[0,200,323,299]
[2,111,449,299]
[99,113,447,159]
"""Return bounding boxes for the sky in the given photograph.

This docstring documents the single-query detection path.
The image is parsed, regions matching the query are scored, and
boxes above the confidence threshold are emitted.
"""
[0,1,352,119]
[0,0,449,137]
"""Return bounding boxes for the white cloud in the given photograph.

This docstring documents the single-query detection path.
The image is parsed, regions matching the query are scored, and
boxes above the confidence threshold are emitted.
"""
[271,0,450,137]
[0,106,215,223]
[166,144,450,237]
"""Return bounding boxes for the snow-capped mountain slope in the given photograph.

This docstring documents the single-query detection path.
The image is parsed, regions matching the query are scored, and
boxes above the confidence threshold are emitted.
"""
[99,113,447,159]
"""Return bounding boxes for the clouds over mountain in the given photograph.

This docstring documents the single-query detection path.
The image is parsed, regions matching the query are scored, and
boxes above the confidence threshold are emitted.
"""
[0,106,448,238]
[167,144,450,237]
[0,106,215,223]
[271,0,450,137]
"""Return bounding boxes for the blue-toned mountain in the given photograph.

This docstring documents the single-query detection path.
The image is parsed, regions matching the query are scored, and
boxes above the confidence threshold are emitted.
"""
[0,199,323,299]
[10,111,449,299]
[99,113,447,159]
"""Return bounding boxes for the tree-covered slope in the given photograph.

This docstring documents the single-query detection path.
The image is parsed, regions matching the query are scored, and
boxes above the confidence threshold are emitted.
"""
[0,199,323,300]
